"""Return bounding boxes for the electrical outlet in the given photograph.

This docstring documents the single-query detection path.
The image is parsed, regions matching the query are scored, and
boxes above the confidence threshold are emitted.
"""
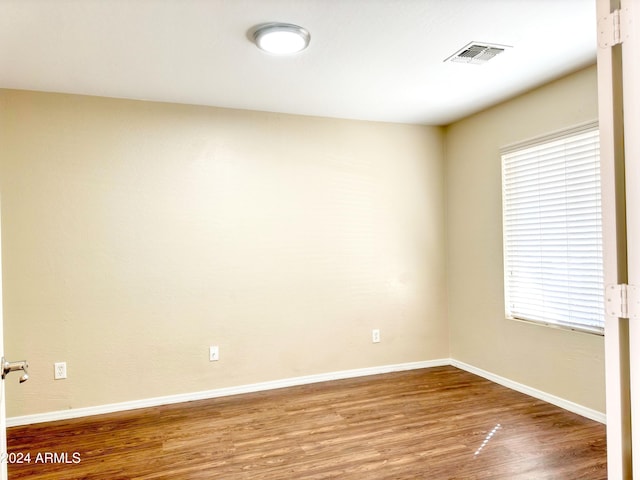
[372,329,381,343]
[209,346,219,362]
[54,362,67,380]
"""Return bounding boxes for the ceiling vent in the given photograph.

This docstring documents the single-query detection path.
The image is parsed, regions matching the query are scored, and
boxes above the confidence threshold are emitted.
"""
[445,42,511,65]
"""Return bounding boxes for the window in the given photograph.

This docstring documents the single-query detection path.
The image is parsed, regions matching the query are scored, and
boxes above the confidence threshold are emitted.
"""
[501,122,604,334]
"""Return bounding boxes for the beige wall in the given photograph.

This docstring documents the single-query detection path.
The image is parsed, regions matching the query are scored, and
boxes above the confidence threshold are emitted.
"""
[444,65,605,413]
[0,90,448,417]
[0,66,605,419]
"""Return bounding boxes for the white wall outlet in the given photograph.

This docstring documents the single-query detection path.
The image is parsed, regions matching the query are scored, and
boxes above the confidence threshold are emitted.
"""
[54,362,67,380]
[209,345,220,362]
[372,329,381,343]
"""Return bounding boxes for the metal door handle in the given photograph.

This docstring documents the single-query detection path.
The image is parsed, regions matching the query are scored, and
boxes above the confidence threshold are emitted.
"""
[2,357,29,383]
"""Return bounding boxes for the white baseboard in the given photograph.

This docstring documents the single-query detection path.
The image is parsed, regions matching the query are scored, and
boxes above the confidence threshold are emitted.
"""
[6,359,449,427]
[450,359,606,424]
[7,357,605,427]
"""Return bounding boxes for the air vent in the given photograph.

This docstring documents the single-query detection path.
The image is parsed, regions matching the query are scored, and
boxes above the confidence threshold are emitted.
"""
[445,42,511,65]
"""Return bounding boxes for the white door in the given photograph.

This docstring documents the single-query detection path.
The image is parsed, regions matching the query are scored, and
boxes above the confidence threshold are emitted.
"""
[0,204,7,480]
[0,206,29,480]
[621,0,640,477]
[597,0,640,478]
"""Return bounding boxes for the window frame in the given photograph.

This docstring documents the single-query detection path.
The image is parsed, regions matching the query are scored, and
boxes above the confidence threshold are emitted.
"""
[500,121,604,335]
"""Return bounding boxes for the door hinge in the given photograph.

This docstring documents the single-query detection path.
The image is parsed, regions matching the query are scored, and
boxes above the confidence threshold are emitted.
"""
[598,8,629,48]
[606,284,639,319]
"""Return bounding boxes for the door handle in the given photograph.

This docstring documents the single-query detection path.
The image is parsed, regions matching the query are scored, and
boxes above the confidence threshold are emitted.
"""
[1,357,29,383]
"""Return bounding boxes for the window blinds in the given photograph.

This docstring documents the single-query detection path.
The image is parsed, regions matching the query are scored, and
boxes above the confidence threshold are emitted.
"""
[501,125,604,334]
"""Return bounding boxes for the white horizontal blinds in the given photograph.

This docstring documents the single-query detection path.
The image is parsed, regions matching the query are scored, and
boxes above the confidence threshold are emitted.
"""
[502,126,604,333]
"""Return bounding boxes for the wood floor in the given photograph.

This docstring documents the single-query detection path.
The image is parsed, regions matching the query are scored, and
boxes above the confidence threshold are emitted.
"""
[7,366,606,479]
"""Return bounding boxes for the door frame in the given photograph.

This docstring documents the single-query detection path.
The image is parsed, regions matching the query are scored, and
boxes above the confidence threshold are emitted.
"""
[597,0,640,477]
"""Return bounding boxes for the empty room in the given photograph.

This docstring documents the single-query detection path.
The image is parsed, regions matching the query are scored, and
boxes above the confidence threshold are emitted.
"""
[1,0,638,478]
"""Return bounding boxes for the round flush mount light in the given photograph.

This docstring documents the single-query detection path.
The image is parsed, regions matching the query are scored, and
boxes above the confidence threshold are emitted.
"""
[253,23,310,55]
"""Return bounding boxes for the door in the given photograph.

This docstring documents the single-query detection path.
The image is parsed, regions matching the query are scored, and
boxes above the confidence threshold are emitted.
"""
[0,204,6,480]
[622,0,640,477]
[0,205,29,480]
[597,0,640,477]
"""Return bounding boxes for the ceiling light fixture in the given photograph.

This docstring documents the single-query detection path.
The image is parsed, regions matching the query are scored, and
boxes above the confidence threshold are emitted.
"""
[253,23,310,55]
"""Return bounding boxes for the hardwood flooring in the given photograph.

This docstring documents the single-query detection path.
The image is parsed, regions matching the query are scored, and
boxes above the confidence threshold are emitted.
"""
[7,366,606,479]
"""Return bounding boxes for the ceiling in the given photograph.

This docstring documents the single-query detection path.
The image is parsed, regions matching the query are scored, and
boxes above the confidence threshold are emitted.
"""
[0,0,597,126]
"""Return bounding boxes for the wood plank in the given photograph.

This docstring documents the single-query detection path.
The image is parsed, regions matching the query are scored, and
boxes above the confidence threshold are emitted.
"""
[6,366,606,479]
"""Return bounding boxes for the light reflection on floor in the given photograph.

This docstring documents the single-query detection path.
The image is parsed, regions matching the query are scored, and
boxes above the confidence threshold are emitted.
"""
[474,423,501,456]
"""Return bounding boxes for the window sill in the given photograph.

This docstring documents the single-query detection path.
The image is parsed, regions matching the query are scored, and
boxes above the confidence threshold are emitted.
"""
[507,315,605,336]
